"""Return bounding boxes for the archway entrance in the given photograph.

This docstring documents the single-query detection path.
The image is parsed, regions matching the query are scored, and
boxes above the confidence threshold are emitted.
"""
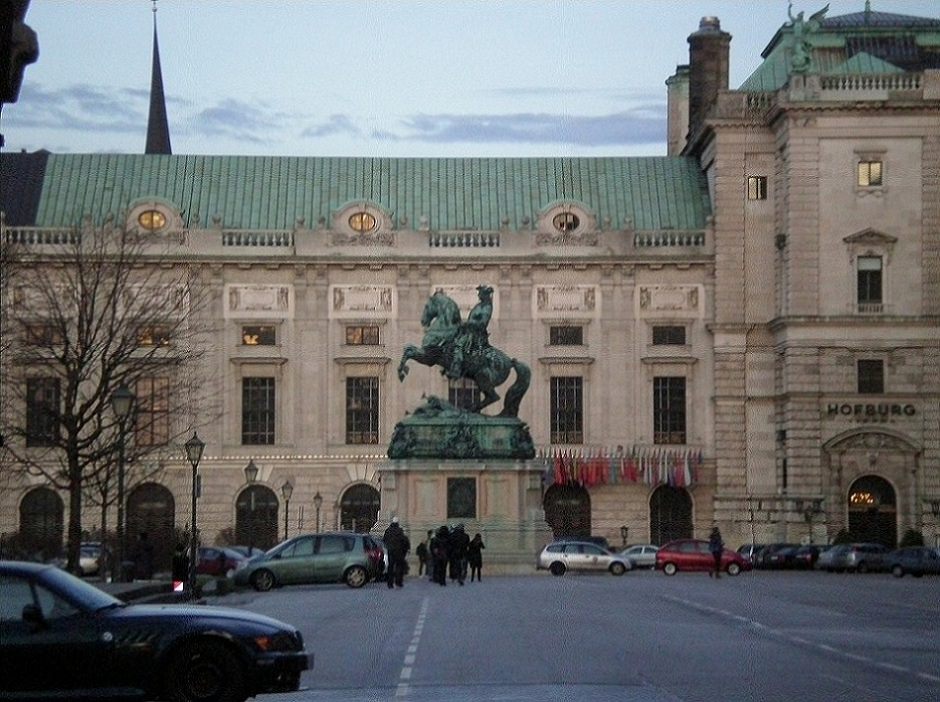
[18,487,64,558]
[543,484,591,539]
[847,475,897,548]
[235,485,279,550]
[649,486,693,545]
[126,483,175,572]
[340,484,380,533]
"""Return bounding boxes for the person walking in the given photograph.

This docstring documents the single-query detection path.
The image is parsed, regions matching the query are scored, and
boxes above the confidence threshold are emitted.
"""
[382,517,411,589]
[449,524,469,585]
[430,526,450,586]
[467,533,485,582]
[708,526,724,578]
[415,535,429,577]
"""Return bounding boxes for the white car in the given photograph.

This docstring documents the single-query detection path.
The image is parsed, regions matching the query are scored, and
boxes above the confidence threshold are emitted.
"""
[537,540,631,576]
[620,544,660,569]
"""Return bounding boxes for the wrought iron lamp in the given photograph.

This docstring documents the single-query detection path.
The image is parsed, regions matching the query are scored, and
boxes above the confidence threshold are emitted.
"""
[183,431,205,597]
[281,479,294,540]
[314,491,323,533]
[110,385,136,581]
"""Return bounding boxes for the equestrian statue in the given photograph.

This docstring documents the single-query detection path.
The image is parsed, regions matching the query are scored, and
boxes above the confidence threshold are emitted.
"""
[397,286,530,418]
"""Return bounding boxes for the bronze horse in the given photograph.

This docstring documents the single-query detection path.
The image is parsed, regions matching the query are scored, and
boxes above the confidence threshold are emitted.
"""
[397,291,530,417]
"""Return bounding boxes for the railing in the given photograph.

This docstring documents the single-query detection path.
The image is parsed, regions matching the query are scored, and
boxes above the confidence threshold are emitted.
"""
[429,231,501,248]
[4,228,81,245]
[221,230,294,247]
[820,74,921,92]
[856,302,884,315]
[634,231,705,247]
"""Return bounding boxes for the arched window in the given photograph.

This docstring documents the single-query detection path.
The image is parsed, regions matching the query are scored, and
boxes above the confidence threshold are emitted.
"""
[847,475,897,547]
[649,486,693,545]
[340,484,380,533]
[19,487,64,558]
[236,485,280,550]
[126,483,176,572]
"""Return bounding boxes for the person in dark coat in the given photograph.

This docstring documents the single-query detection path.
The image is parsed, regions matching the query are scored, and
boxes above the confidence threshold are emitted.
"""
[131,532,154,581]
[430,526,450,586]
[382,517,411,588]
[467,533,485,582]
[171,542,188,583]
[708,526,724,578]
[415,535,429,576]
[449,524,469,585]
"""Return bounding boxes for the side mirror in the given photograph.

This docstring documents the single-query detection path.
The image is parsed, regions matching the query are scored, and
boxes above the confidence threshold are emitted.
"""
[22,603,45,627]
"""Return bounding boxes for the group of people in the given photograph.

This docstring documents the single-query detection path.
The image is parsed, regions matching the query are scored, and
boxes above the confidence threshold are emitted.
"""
[383,520,486,587]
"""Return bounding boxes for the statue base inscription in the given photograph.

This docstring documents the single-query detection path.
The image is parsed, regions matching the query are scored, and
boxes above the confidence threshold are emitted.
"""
[388,396,535,460]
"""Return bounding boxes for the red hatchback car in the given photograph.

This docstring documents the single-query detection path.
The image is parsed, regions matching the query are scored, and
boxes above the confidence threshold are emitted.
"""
[656,539,752,576]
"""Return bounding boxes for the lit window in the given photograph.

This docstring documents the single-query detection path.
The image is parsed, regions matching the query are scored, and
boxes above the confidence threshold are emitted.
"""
[137,209,167,231]
[346,325,379,345]
[242,325,276,346]
[747,176,767,200]
[138,326,172,347]
[552,212,580,233]
[348,212,377,232]
[858,161,883,187]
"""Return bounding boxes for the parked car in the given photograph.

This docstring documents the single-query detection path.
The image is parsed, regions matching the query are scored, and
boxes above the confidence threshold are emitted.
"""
[229,545,266,559]
[754,543,798,569]
[234,532,384,591]
[819,542,890,573]
[736,543,766,566]
[656,539,752,576]
[196,546,251,577]
[887,546,940,577]
[762,544,801,570]
[791,544,821,570]
[537,540,631,576]
[555,535,612,552]
[620,544,660,569]
[78,542,110,576]
[0,560,310,701]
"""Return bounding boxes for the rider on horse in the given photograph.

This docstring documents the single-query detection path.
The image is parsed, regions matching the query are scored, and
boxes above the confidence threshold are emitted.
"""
[447,285,493,380]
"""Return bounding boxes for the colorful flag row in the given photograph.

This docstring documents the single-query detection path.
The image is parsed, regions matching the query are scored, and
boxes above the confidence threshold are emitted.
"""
[538,447,704,489]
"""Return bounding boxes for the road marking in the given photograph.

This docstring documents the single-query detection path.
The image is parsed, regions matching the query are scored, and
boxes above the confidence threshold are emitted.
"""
[395,596,429,700]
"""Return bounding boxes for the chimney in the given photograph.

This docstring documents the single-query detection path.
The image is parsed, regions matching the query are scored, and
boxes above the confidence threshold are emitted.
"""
[665,64,690,156]
[687,16,730,140]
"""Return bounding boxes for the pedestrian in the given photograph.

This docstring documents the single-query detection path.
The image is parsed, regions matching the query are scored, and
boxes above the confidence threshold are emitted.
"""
[131,532,154,581]
[382,517,411,588]
[449,524,469,585]
[430,526,450,586]
[415,535,429,577]
[708,526,724,578]
[171,542,188,583]
[467,533,485,582]
[424,530,435,581]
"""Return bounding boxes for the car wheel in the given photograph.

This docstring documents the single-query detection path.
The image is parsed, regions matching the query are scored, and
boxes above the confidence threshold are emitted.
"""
[345,565,368,588]
[857,562,869,574]
[610,562,626,576]
[891,565,904,578]
[251,569,275,592]
[727,562,741,576]
[663,562,677,576]
[549,562,566,576]
[166,640,246,702]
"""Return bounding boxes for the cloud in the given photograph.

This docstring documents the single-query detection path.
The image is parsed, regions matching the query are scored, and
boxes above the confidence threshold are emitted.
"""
[8,82,146,133]
[188,98,293,144]
[376,109,666,147]
[300,114,362,138]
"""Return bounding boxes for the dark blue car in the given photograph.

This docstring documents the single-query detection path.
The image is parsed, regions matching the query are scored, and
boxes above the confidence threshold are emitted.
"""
[887,546,940,577]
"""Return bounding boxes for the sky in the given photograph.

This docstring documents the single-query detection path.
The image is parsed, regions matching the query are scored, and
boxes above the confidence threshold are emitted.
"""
[3,0,938,158]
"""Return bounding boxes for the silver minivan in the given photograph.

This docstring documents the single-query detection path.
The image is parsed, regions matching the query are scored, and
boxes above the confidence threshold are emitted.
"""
[536,540,631,576]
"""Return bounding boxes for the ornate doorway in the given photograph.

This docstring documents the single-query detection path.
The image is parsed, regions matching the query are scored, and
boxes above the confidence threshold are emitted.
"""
[126,483,175,572]
[649,486,693,545]
[18,487,64,558]
[543,483,591,539]
[340,484,380,533]
[235,485,279,550]
[847,475,897,548]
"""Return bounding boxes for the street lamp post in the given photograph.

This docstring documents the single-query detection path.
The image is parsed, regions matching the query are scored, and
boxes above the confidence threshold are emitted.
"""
[184,431,205,598]
[110,385,135,582]
[281,479,294,540]
[244,460,258,550]
[313,492,323,533]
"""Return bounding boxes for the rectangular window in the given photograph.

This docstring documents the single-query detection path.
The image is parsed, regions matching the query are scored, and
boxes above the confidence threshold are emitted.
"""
[346,377,379,444]
[857,256,883,311]
[652,325,686,345]
[241,325,276,346]
[857,160,883,187]
[24,323,62,346]
[653,376,686,445]
[747,176,767,200]
[448,378,480,411]
[135,377,170,446]
[549,325,583,346]
[138,325,171,347]
[345,325,379,345]
[242,377,276,445]
[26,377,60,446]
[447,477,477,519]
[857,360,885,394]
[550,376,583,444]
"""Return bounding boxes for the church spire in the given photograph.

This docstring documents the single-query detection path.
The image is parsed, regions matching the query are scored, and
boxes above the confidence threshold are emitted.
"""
[145,0,171,155]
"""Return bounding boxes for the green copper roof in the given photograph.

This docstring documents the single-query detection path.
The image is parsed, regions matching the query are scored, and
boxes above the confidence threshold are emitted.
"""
[827,51,904,74]
[31,154,710,232]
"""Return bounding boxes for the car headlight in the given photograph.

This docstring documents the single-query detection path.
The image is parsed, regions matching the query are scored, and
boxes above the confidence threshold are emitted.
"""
[253,631,301,652]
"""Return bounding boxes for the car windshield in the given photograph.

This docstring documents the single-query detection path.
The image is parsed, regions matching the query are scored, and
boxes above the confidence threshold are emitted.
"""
[44,567,123,612]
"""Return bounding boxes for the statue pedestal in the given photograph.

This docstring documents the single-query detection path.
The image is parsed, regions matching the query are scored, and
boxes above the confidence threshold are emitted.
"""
[376,457,552,573]
[388,396,535,460]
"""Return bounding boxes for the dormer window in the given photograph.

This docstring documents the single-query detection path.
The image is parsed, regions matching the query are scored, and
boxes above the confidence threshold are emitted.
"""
[552,212,580,233]
[137,209,167,231]
[349,212,377,232]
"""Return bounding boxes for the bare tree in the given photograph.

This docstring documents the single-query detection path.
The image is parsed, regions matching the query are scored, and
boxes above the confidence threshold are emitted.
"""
[0,218,217,574]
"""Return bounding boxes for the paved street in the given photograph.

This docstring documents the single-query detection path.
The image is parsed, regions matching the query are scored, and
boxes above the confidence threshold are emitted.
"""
[209,570,939,702]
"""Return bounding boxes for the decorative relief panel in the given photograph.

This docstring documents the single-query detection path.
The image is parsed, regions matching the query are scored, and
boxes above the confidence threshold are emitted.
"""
[534,285,599,319]
[636,285,703,318]
[224,284,293,319]
[330,285,395,319]
[431,284,500,320]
